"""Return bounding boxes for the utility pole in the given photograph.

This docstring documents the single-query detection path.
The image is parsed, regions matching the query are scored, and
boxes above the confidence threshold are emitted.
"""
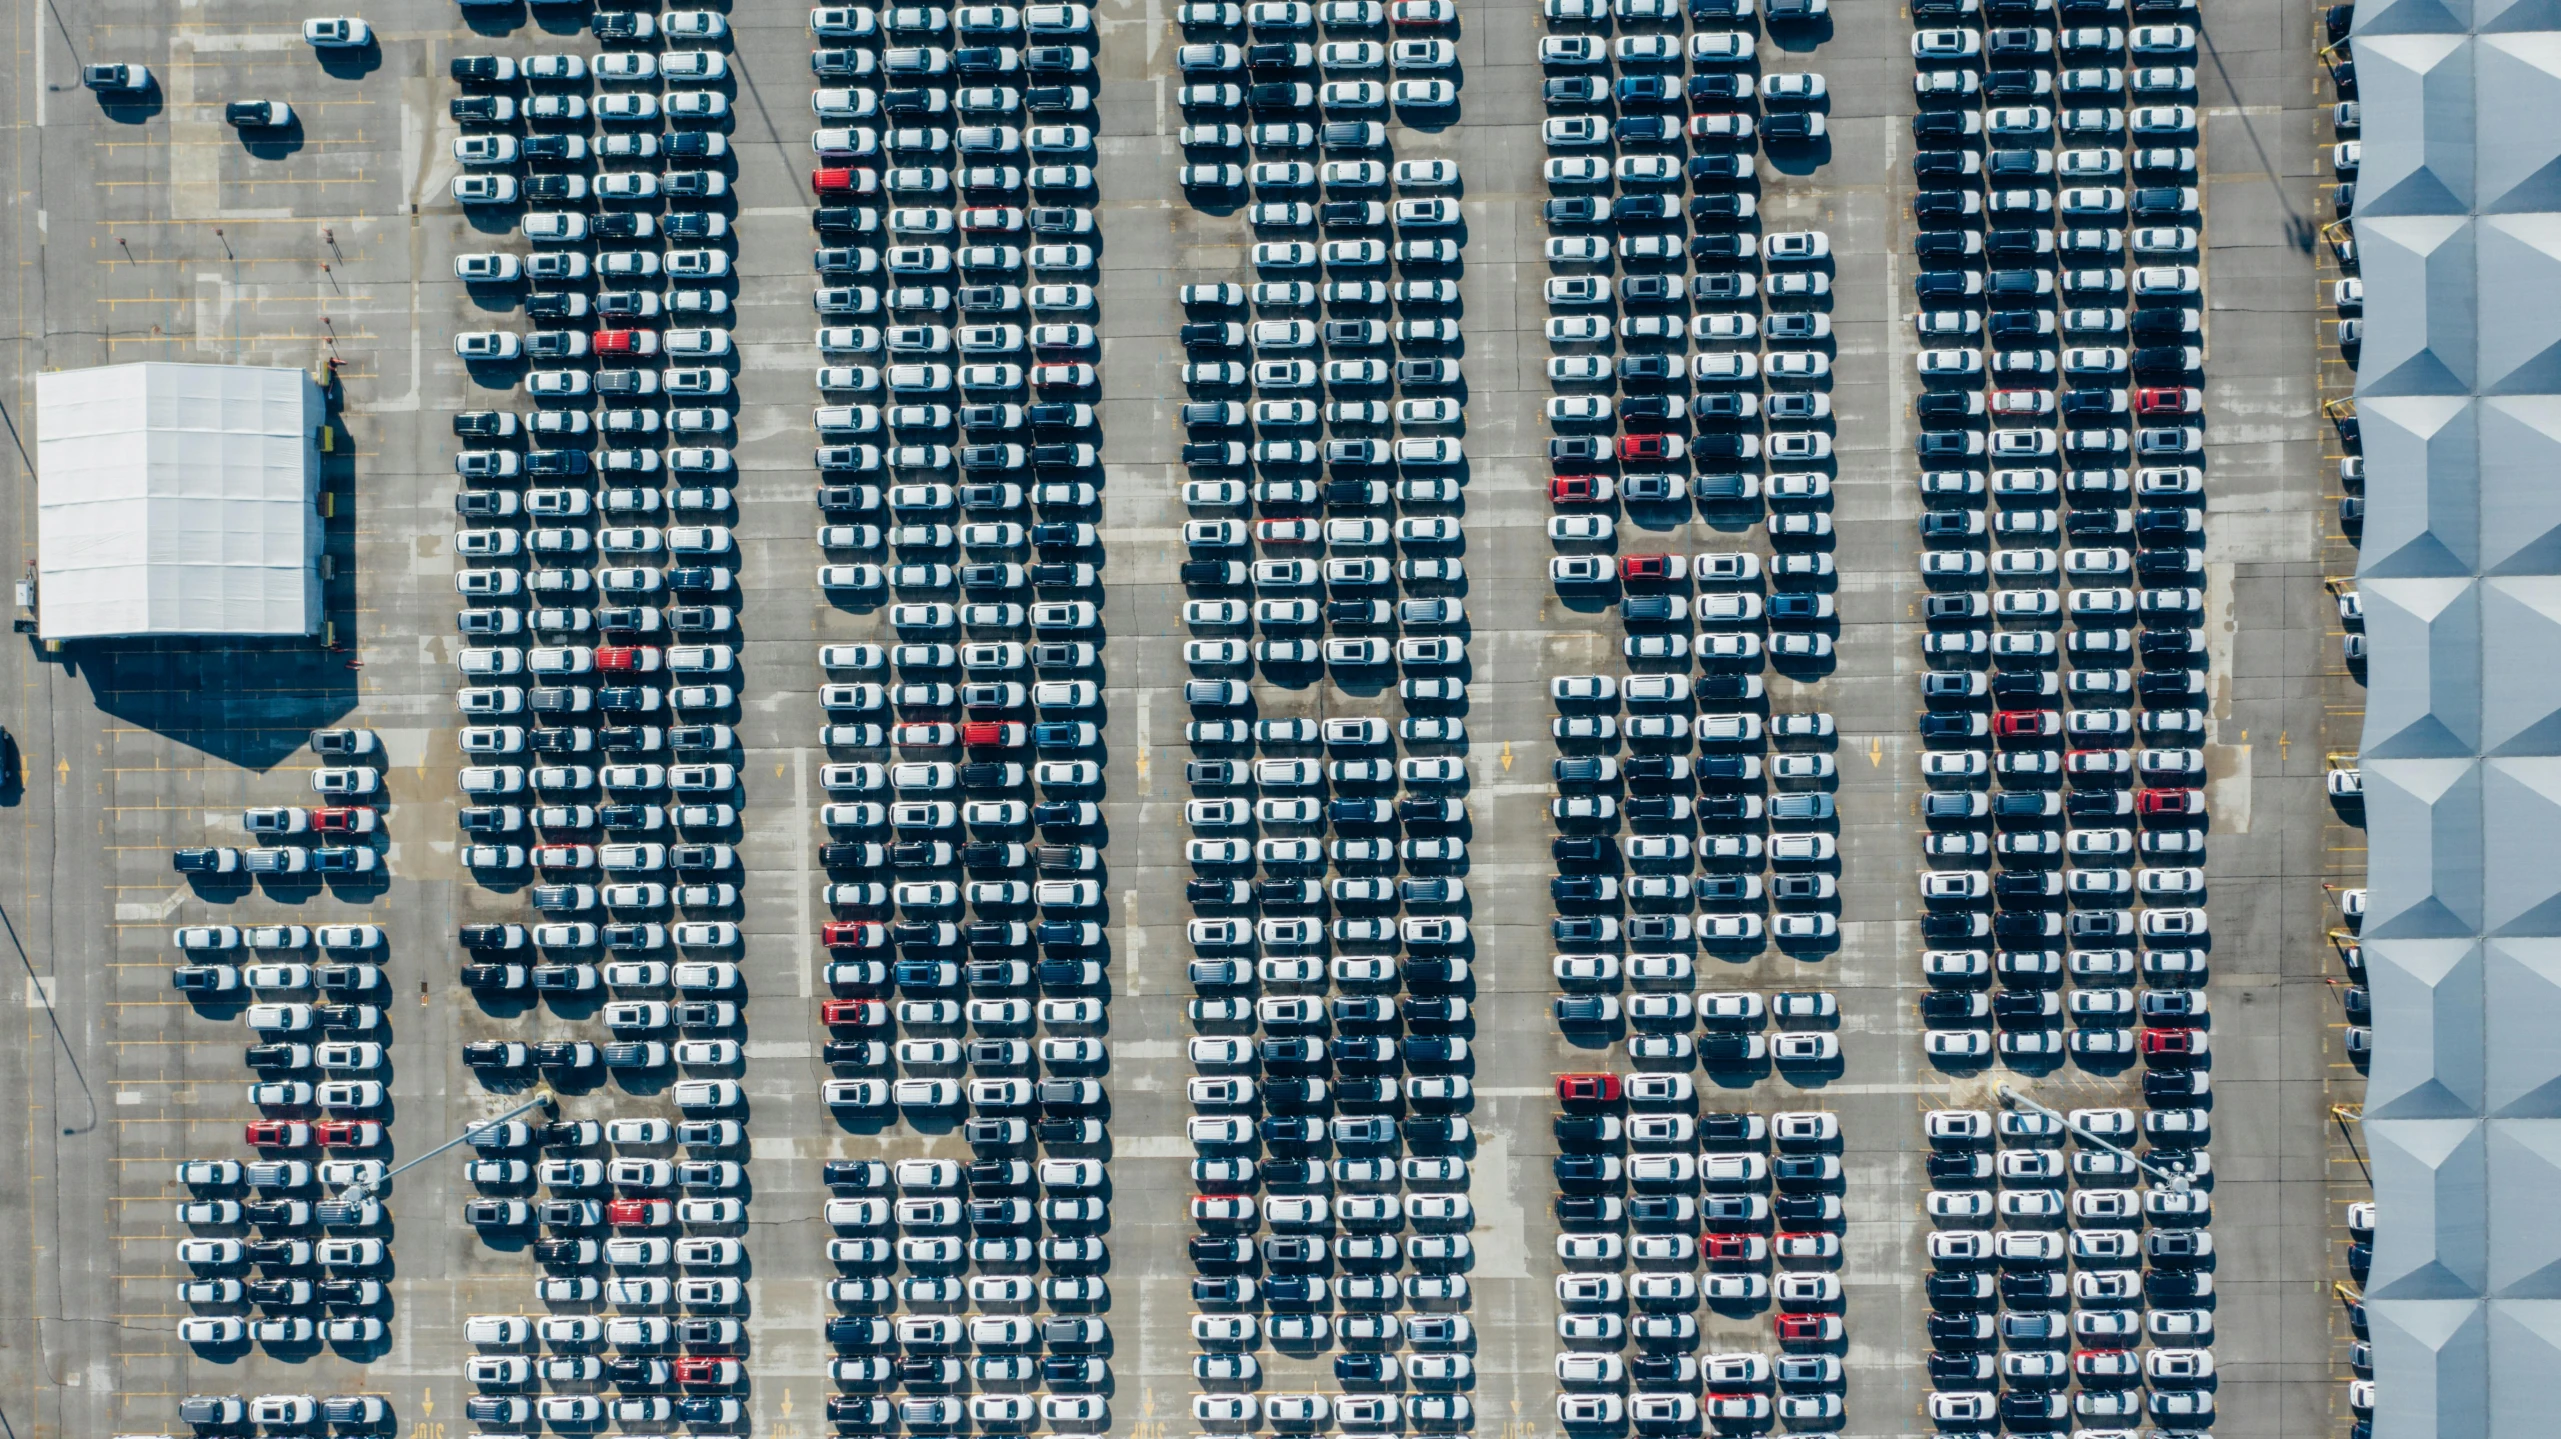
[1997,1083,2193,1193]
[339,1089,556,1204]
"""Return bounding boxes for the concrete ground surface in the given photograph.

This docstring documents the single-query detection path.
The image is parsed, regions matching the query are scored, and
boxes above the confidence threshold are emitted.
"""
[0,0,2351,1433]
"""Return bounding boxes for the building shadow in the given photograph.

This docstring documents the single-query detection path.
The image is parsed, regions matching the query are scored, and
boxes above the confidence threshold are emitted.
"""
[60,640,359,770]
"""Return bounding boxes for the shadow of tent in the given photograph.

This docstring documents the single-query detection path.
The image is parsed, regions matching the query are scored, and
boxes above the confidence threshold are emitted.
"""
[68,640,359,770]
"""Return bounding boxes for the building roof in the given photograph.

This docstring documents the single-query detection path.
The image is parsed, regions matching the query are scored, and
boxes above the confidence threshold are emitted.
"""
[2354,0,2561,1432]
[34,362,322,640]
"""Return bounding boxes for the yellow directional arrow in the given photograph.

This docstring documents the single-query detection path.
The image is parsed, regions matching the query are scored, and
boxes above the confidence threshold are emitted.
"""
[780,1389,794,1418]
[1136,745,1149,781]
[1500,742,1513,772]
[420,1388,433,1420]
[1868,736,1883,767]
[775,761,787,777]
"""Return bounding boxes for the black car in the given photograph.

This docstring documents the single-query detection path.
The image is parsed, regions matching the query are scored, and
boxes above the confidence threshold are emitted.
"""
[1555,1117,1620,1151]
[1928,1272,1995,1307]
[522,135,587,164]
[604,1357,667,1389]
[2133,185,2198,217]
[1688,72,1752,102]
[1335,1354,1394,1383]
[1690,193,1751,224]
[1266,1276,1327,1305]
[2144,1068,2209,1101]
[1614,74,1680,105]
[2148,1268,2212,1301]
[827,1315,893,1347]
[1405,957,1465,986]
[173,846,240,875]
[1259,1116,1320,1143]
[1698,1196,1766,1228]
[1190,1235,1250,1266]
[1335,1077,1398,1105]
[1257,1077,1321,1107]
[1764,111,1823,141]
[1983,68,2049,99]
[1913,110,1983,145]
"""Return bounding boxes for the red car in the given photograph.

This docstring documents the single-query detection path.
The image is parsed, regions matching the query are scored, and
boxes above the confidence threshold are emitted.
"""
[812,167,877,195]
[1556,1073,1621,1104]
[674,1357,741,1387]
[593,329,660,357]
[2142,1028,2209,1059]
[311,807,376,835]
[313,1120,383,1148]
[963,721,1027,748]
[246,1120,313,1148]
[821,923,886,950]
[1618,433,1683,462]
[1703,1233,1762,1261]
[596,645,663,673]
[1994,710,2059,739]
[607,1198,672,1227]
[2137,788,2204,816]
[1774,1314,1843,1344]
[1619,554,1686,583]
[1550,475,1615,503]
[2136,386,2204,416]
[822,999,889,1027]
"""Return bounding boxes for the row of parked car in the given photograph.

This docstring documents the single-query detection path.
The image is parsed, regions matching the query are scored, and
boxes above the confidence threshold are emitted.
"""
[1530,0,1861,1409]
[1547,1072,1850,1425]
[1917,1103,2221,1430]
[169,731,397,1359]
[2317,9,2378,1428]
[794,4,1133,1426]
[1167,0,1488,1411]
[1536,0,1840,489]
[1898,0,2223,1423]
[443,7,774,1425]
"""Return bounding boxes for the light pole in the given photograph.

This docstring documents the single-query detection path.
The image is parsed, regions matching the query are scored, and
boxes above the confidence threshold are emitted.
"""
[1996,1083,2192,1193]
[339,1089,556,1204]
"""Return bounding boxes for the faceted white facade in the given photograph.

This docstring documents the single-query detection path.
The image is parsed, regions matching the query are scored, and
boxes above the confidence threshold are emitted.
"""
[2355,0,2561,1428]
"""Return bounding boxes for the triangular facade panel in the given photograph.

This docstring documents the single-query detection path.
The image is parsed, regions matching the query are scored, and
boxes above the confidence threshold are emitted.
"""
[2487,941,2561,1114]
[2371,941,2487,1117]
[2359,396,2479,578]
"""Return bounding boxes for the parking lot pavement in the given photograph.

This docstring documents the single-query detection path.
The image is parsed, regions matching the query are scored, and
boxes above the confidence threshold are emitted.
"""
[0,0,2345,1431]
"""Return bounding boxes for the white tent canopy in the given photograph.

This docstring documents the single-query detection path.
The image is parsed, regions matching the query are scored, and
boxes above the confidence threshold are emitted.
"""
[35,362,322,640]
